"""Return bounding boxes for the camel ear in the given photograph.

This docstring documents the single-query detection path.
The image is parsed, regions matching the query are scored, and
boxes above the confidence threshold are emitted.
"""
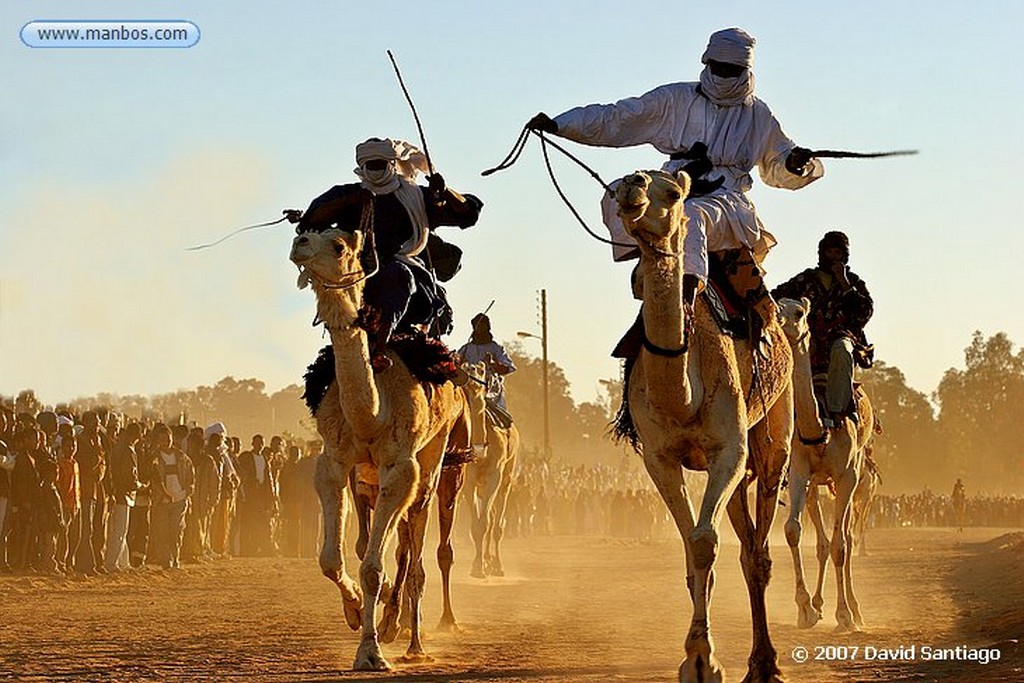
[800,296,812,313]
[675,171,692,201]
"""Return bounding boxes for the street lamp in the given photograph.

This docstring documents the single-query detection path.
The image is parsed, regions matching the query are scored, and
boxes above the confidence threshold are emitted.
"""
[517,289,550,457]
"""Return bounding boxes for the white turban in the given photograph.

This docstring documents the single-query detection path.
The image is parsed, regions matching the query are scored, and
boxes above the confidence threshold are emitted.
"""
[204,421,226,439]
[354,138,430,183]
[352,137,431,258]
[701,28,756,68]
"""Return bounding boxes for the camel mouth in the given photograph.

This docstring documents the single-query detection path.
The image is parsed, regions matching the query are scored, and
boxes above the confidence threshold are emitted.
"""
[617,197,649,222]
[290,235,315,264]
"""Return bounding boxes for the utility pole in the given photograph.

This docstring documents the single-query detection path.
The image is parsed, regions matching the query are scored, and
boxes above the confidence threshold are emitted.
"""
[540,288,550,458]
[517,288,551,459]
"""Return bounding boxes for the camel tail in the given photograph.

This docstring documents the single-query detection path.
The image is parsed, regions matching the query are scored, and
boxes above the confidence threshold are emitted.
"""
[609,357,642,454]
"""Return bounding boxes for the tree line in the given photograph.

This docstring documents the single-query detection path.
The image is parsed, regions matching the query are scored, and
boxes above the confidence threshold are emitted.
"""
[8,331,1022,495]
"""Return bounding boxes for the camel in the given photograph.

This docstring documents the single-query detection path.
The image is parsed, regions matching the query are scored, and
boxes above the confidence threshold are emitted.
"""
[291,226,471,670]
[348,441,470,635]
[777,297,876,632]
[460,361,521,578]
[612,170,794,683]
[852,442,882,557]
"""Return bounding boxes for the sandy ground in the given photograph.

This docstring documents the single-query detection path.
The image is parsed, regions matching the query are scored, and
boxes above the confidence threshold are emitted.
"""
[1,525,1021,683]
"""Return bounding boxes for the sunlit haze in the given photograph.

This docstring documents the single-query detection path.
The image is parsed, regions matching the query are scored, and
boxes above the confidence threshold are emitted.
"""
[2,1,1022,405]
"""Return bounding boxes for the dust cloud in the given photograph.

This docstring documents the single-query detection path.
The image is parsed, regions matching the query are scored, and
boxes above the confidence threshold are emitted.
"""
[0,148,319,403]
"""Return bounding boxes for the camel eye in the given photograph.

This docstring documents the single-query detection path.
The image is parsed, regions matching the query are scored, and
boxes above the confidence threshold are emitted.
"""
[667,190,681,201]
[332,240,345,255]
[796,310,804,319]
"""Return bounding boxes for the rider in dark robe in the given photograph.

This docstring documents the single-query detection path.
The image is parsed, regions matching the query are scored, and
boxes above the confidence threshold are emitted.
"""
[294,138,482,371]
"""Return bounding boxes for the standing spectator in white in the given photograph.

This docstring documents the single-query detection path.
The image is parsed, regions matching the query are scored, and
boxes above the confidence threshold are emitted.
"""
[104,422,141,572]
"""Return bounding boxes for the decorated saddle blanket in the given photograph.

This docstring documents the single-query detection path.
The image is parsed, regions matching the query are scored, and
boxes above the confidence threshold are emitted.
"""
[302,335,459,415]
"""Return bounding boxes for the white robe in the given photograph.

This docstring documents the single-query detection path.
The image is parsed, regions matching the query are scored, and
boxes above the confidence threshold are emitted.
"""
[554,81,824,281]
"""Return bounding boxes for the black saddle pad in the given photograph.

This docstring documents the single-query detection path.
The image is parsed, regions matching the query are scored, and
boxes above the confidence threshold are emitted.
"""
[702,283,748,339]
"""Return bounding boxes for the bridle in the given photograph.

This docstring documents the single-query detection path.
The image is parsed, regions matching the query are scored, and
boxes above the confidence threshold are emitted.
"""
[297,198,380,291]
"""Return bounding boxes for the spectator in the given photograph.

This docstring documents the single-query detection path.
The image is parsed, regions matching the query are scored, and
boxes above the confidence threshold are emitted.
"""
[104,422,141,572]
[54,432,80,574]
[238,435,278,556]
[75,411,106,576]
[148,423,194,569]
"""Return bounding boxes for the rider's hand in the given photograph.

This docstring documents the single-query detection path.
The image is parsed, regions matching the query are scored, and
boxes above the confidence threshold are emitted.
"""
[526,112,558,134]
[785,146,813,175]
[428,173,447,196]
[831,263,852,290]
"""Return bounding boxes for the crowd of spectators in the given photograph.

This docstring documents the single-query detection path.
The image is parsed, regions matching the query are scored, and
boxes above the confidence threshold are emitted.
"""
[5,399,1021,579]
[499,452,676,541]
[866,490,1024,529]
[0,404,321,576]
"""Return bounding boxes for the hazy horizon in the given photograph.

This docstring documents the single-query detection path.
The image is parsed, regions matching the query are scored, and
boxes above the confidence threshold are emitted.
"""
[3,2,1022,407]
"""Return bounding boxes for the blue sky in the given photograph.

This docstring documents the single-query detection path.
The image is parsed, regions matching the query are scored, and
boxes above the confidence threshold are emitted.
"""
[2,1,1022,406]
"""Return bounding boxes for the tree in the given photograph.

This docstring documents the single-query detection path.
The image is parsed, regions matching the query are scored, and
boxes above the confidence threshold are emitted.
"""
[858,360,941,492]
[933,332,1024,493]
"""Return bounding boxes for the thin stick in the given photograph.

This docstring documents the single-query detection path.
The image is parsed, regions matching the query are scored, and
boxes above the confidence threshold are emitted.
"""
[386,49,434,174]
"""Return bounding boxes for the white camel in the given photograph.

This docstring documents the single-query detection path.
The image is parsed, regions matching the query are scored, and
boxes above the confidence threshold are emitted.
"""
[778,296,876,632]
[460,361,521,578]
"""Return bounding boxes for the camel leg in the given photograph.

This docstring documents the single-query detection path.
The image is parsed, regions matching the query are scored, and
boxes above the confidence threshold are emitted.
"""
[315,452,363,632]
[488,450,518,577]
[353,456,417,671]
[349,471,372,561]
[843,518,864,628]
[806,486,830,617]
[646,434,743,683]
[436,464,465,631]
[830,466,859,633]
[479,466,503,577]
[464,464,489,579]
[726,408,789,683]
[785,453,820,629]
[378,518,411,644]
[400,443,446,663]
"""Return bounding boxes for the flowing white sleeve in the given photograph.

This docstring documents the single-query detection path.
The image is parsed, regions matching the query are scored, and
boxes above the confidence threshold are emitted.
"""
[756,105,824,190]
[553,84,688,151]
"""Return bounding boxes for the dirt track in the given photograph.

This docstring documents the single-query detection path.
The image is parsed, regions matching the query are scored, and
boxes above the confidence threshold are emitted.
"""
[1,526,1021,682]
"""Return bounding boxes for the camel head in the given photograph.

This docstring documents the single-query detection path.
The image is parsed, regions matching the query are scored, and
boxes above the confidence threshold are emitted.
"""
[290,228,366,291]
[290,228,367,324]
[615,170,692,245]
[778,297,812,349]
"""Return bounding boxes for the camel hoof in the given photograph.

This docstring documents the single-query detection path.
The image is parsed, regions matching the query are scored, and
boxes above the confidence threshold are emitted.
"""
[399,650,434,664]
[343,602,363,631]
[489,567,505,577]
[378,611,401,644]
[436,617,463,633]
[679,655,724,683]
[741,672,785,683]
[833,621,860,634]
[470,567,487,579]
[797,607,822,629]
[353,641,391,671]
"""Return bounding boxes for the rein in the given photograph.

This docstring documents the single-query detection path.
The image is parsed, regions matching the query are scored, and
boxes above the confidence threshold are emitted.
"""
[482,127,639,251]
[186,214,291,251]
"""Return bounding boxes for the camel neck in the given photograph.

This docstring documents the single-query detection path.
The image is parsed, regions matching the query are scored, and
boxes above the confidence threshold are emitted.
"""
[639,251,692,414]
[316,288,382,439]
[790,338,825,439]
